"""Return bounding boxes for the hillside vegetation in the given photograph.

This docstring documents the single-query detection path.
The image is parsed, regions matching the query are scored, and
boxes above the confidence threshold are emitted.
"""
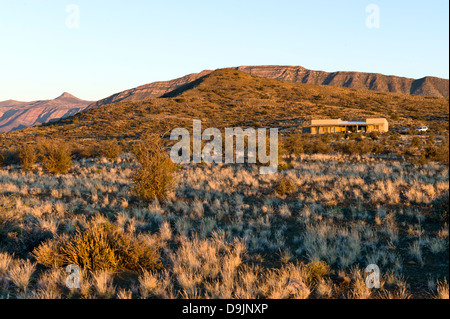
[0,69,448,147]
[0,69,448,299]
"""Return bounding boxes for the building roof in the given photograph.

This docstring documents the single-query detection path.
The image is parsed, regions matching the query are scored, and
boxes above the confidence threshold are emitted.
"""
[310,118,387,127]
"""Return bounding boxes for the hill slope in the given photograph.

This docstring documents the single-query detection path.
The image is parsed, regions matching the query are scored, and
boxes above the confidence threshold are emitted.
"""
[2,69,447,148]
[88,70,212,109]
[0,92,93,133]
[89,66,449,110]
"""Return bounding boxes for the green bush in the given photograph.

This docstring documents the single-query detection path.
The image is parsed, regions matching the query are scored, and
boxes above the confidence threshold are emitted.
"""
[131,134,176,202]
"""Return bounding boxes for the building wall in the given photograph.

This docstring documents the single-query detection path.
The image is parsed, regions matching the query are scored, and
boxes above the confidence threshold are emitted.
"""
[366,118,389,132]
[307,118,388,134]
[311,126,347,134]
[309,124,387,134]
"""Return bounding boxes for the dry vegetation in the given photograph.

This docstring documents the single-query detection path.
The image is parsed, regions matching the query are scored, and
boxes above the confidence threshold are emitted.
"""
[0,151,448,299]
[0,69,448,147]
[0,69,448,299]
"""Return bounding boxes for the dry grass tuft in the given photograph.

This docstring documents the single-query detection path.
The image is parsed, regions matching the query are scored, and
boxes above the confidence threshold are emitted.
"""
[33,223,162,271]
[7,259,36,292]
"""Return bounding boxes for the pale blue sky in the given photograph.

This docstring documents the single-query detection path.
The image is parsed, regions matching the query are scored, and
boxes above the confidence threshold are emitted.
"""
[0,0,448,101]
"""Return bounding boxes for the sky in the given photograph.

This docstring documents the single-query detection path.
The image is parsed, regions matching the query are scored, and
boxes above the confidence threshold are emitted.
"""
[0,0,448,102]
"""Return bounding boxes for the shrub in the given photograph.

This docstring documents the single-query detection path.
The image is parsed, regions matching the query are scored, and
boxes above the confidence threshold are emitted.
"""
[33,223,162,271]
[305,261,330,283]
[303,137,332,154]
[16,143,37,170]
[7,259,36,292]
[367,131,380,140]
[0,149,20,166]
[283,134,304,155]
[101,139,122,160]
[131,134,176,202]
[275,176,297,196]
[416,140,449,165]
[39,141,73,174]
[437,140,449,166]
[72,142,102,159]
[431,194,449,223]
[278,162,294,171]
[435,279,449,299]
[410,137,422,148]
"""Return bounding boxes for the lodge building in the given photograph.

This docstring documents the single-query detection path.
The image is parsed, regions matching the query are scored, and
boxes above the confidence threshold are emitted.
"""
[302,118,389,134]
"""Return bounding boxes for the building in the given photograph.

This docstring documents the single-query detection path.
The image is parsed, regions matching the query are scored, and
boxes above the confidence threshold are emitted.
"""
[302,118,388,134]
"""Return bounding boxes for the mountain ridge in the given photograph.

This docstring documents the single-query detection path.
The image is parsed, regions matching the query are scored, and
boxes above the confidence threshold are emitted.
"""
[0,93,93,133]
[87,70,213,109]
[3,68,447,147]
[233,65,449,98]
[88,65,449,110]
[1,65,448,133]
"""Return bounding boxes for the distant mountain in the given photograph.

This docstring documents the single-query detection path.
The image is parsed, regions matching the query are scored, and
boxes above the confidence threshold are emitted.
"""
[234,66,449,98]
[0,92,93,132]
[88,66,448,110]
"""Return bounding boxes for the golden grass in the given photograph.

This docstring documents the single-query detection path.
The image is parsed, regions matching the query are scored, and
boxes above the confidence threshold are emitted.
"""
[32,223,162,272]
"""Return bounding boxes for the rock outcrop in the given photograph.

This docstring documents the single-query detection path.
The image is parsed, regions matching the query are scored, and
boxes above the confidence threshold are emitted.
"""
[234,65,449,98]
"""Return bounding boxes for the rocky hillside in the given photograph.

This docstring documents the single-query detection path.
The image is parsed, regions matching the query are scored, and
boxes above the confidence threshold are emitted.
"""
[3,68,447,148]
[2,66,447,133]
[88,70,212,109]
[88,65,448,110]
[0,93,92,132]
[235,66,449,98]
